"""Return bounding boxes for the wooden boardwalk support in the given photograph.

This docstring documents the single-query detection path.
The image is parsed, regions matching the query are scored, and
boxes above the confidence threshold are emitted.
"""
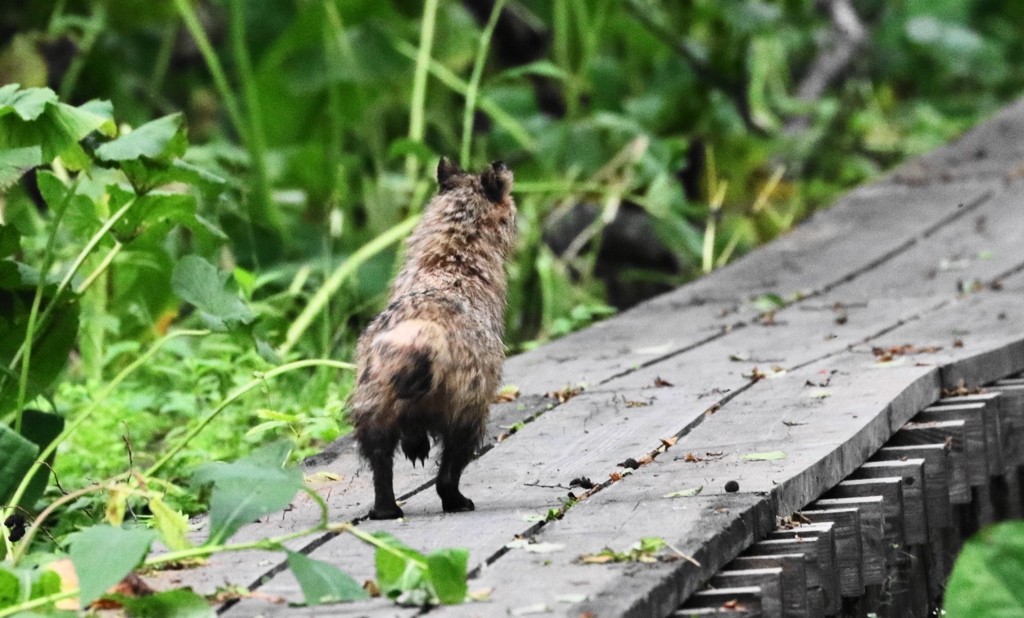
[145,98,1024,616]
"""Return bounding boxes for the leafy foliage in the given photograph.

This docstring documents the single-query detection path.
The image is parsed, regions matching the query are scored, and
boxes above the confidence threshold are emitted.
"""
[944,521,1024,616]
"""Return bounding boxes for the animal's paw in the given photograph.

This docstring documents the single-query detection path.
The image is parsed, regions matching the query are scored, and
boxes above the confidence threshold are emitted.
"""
[441,495,475,513]
[368,503,404,520]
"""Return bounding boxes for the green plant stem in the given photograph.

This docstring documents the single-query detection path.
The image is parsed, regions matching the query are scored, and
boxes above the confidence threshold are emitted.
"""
[59,2,107,100]
[279,214,421,355]
[172,0,248,144]
[327,522,429,567]
[0,590,78,618]
[460,0,509,168]
[406,0,441,181]
[1,330,209,523]
[7,197,135,378]
[145,359,355,477]
[146,526,315,565]
[227,0,278,231]
[13,178,77,430]
[74,242,122,295]
[9,478,124,564]
[392,38,536,152]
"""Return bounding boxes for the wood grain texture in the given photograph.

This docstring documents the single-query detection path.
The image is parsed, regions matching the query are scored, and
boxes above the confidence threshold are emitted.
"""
[729,555,808,618]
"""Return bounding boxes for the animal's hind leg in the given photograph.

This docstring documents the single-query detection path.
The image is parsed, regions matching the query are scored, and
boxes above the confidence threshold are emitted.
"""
[358,425,404,520]
[436,419,483,513]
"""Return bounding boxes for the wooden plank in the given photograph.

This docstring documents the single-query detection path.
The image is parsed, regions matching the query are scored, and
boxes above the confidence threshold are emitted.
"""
[811,497,885,586]
[503,180,998,396]
[743,539,823,618]
[797,509,863,598]
[729,555,808,618]
[988,383,1024,466]
[874,445,952,530]
[851,460,928,545]
[824,479,906,550]
[768,525,838,614]
[917,403,990,484]
[682,587,763,615]
[710,569,784,618]
[933,393,1005,473]
[889,420,970,504]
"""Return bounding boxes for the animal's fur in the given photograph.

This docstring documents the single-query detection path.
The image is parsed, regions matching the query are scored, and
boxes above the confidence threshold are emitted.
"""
[350,159,516,519]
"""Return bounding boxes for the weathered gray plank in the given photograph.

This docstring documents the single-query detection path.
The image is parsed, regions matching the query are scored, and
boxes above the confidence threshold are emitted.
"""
[743,539,823,618]
[729,555,808,618]
[811,497,885,586]
[850,460,928,545]
[682,587,763,615]
[768,524,839,615]
[874,445,952,530]
[710,569,784,618]
[797,509,863,598]
[916,403,989,485]
[933,393,1005,473]
[889,420,970,504]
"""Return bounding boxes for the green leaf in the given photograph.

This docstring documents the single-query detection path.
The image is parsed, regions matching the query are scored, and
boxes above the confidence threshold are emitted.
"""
[372,532,428,600]
[0,146,42,190]
[0,563,21,608]
[663,487,703,498]
[109,188,202,243]
[95,113,187,164]
[116,589,214,618]
[945,521,1024,617]
[148,495,193,552]
[17,409,65,508]
[67,524,156,606]
[494,60,568,82]
[752,293,786,312]
[171,256,256,332]
[740,451,787,461]
[286,550,369,605]
[191,441,302,544]
[0,225,21,258]
[0,89,113,170]
[0,424,39,505]
[425,548,468,605]
[0,84,57,121]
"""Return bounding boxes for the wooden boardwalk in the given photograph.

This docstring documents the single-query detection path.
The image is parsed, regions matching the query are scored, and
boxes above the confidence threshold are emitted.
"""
[151,97,1024,617]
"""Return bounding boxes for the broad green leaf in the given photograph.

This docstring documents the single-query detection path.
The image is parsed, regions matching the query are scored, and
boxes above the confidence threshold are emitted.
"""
[148,495,193,552]
[0,225,20,258]
[945,521,1024,617]
[95,113,187,164]
[0,146,42,190]
[17,409,65,508]
[191,441,302,544]
[29,568,61,602]
[171,256,256,331]
[0,84,57,121]
[0,563,21,608]
[372,532,428,600]
[109,188,200,243]
[0,89,113,170]
[286,550,369,605]
[425,548,468,605]
[0,424,39,505]
[740,451,787,461]
[67,525,156,606]
[116,589,214,618]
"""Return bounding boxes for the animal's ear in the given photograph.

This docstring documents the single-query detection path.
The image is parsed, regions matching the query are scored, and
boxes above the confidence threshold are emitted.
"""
[437,157,463,189]
[480,160,513,203]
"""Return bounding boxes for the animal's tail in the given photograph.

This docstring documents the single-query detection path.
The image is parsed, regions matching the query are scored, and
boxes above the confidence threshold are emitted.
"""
[370,319,450,466]
[372,319,450,401]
